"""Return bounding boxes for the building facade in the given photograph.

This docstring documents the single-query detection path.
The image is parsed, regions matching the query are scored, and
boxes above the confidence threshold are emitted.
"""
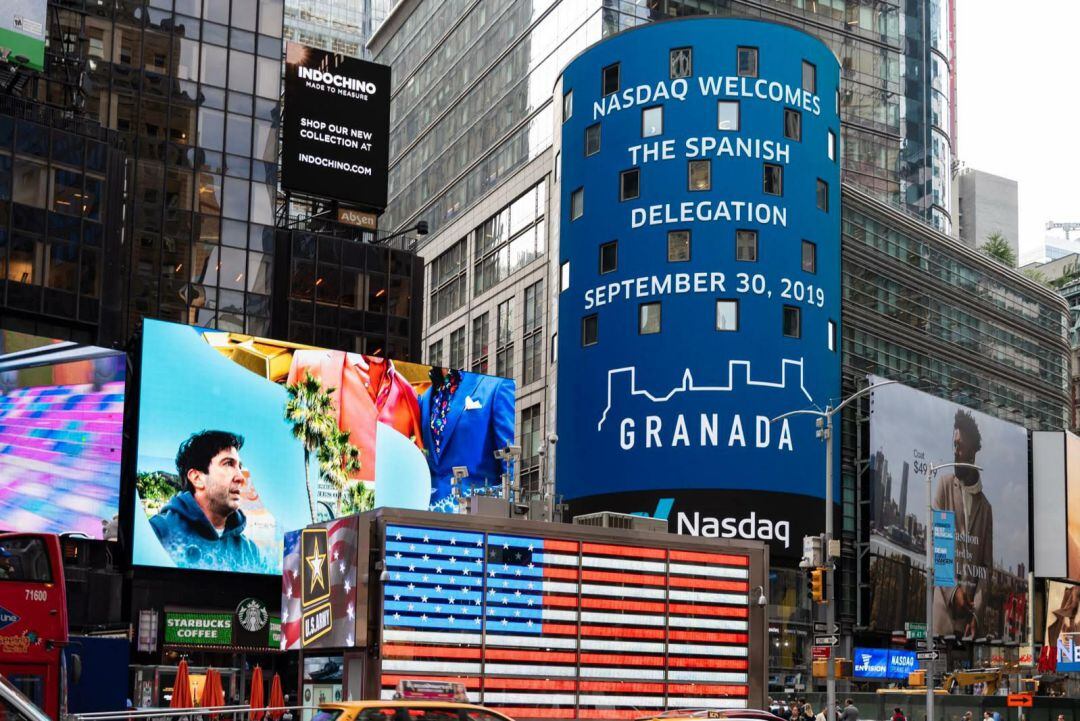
[284,0,391,59]
[956,167,1019,258]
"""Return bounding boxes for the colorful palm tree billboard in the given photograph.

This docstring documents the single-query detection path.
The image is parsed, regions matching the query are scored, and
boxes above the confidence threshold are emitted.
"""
[133,319,515,574]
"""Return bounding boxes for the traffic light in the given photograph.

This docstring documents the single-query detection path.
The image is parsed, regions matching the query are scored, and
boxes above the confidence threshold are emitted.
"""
[810,567,827,603]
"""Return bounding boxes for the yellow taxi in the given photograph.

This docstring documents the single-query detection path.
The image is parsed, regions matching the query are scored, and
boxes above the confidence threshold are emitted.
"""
[311,681,514,721]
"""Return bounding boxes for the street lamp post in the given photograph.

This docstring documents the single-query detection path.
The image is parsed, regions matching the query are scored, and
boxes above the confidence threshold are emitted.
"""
[771,379,897,721]
[924,460,980,721]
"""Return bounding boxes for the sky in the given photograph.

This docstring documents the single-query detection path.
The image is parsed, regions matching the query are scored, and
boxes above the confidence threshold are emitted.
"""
[954,1,1080,261]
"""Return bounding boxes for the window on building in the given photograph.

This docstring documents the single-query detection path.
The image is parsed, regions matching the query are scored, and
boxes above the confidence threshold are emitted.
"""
[471,313,490,374]
[828,319,837,352]
[668,230,690,262]
[642,106,663,137]
[784,109,801,141]
[428,339,444,367]
[802,240,817,273]
[783,305,801,338]
[585,123,601,156]
[736,230,758,261]
[670,47,692,79]
[449,326,465,369]
[602,63,620,96]
[718,101,740,131]
[764,163,783,195]
[473,182,546,296]
[620,169,640,201]
[563,90,573,121]
[802,60,817,93]
[582,314,598,347]
[688,160,711,191]
[497,299,514,379]
[737,47,758,77]
[524,280,544,384]
[828,130,837,161]
[600,240,618,274]
[639,302,661,335]
[716,299,739,331]
[816,179,829,211]
[428,238,468,325]
[560,261,570,291]
[520,404,543,497]
[571,187,584,219]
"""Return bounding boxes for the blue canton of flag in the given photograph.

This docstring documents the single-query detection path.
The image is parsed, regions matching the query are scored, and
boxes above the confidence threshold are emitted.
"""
[485,534,545,635]
[383,525,485,629]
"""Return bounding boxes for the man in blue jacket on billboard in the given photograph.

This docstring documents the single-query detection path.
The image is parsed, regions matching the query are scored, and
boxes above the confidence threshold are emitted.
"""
[150,430,263,572]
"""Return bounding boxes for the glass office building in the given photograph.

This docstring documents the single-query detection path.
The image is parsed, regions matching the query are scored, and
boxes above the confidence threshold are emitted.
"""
[284,0,391,59]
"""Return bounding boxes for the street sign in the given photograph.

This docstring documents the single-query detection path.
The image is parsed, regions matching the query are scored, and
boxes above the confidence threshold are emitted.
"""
[916,651,939,661]
[905,622,927,640]
[812,645,832,660]
[814,635,839,646]
[1006,693,1033,708]
[814,622,840,634]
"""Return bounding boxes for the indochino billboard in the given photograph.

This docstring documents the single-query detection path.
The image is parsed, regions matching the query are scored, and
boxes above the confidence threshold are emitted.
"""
[555,19,842,559]
[282,43,390,210]
[867,377,1029,642]
[133,319,515,575]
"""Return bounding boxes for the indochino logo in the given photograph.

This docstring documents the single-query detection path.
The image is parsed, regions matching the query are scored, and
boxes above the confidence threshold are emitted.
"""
[301,529,332,645]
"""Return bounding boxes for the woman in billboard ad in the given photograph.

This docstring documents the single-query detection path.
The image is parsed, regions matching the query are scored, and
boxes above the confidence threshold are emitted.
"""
[134,319,515,574]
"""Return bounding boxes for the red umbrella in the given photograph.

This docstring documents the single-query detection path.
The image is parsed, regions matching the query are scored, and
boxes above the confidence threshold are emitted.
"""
[200,668,226,719]
[249,666,265,721]
[171,659,193,709]
[267,673,285,721]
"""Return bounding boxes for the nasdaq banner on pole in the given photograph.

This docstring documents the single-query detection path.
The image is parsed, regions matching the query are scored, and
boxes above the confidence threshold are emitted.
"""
[282,43,390,210]
[933,510,956,588]
[554,18,842,561]
[854,648,919,680]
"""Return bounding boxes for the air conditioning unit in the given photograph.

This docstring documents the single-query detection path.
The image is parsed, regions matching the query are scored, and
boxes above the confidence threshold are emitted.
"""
[572,511,667,533]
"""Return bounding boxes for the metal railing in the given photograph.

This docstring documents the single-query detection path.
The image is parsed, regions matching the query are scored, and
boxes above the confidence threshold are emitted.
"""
[69,705,315,721]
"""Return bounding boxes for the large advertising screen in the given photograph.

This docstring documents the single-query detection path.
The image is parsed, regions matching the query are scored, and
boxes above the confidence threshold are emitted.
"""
[867,376,1029,642]
[1042,580,1080,672]
[0,1,46,72]
[134,319,515,574]
[0,330,125,538]
[374,523,753,715]
[852,648,919,680]
[281,43,390,210]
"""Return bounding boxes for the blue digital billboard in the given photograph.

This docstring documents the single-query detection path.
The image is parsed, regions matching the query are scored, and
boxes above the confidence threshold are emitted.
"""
[555,18,842,558]
[853,648,919,680]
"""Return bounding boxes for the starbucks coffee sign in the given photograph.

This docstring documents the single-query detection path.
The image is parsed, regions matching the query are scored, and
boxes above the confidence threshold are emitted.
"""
[165,612,232,645]
[163,603,281,649]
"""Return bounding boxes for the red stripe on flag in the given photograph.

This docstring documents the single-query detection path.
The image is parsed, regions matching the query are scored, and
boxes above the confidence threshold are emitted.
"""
[577,710,650,719]
[543,566,580,580]
[668,575,749,591]
[582,569,665,586]
[579,653,663,667]
[542,594,581,608]
[487,648,577,663]
[668,683,749,696]
[668,630,750,643]
[582,542,666,559]
[669,602,748,617]
[381,675,481,690]
[383,644,480,659]
[579,596,666,613]
[667,657,749,669]
[669,549,749,566]
[579,625,665,640]
[578,681,664,693]
[485,708,576,719]
[543,539,580,552]
[483,678,577,691]
[538,623,580,636]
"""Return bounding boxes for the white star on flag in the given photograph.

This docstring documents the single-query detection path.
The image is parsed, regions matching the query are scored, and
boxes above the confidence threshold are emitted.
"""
[395,533,402,541]
[282,608,289,622]
[343,579,351,594]
[448,615,456,623]
[347,602,354,620]
[450,537,457,545]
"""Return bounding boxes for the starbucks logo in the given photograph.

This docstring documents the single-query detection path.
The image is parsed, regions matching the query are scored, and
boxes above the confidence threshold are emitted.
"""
[236,598,268,632]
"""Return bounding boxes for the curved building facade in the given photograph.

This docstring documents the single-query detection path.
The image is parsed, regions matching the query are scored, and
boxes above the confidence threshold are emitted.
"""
[555,18,841,560]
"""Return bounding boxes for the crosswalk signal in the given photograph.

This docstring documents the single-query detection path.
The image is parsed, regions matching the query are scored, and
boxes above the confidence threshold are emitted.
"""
[810,568,827,603]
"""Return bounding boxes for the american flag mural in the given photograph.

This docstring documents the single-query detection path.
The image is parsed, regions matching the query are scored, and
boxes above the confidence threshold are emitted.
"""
[381,524,751,718]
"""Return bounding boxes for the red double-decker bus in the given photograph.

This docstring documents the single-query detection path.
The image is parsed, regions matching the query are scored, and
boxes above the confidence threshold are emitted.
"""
[0,533,69,720]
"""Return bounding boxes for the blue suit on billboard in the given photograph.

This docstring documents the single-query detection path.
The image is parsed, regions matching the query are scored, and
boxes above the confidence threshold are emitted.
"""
[420,370,516,510]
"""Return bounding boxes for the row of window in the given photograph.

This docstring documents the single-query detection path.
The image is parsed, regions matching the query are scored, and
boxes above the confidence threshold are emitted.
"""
[583,102,824,148]
[581,302,837,346]
[568,171,830,217]
[599,47,817,93]
[428,279,546,386]
[596,233,817,272]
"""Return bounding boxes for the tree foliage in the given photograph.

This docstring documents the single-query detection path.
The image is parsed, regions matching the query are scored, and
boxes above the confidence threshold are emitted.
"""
[981,231,1016,268]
